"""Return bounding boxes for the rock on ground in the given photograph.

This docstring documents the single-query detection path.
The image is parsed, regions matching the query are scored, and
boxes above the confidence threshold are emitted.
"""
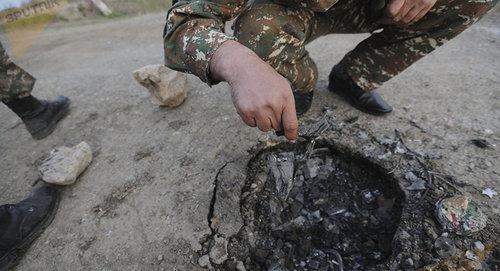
[209,235,228,265]
[39,142,93,186]
[236,261,246,271]
[90,0,113,16]
[56,2,93,21]
[198,255,211,268]
[133,64,188,108]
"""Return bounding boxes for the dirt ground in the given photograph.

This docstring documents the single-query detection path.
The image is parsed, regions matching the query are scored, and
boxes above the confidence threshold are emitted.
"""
[0,7,498,271]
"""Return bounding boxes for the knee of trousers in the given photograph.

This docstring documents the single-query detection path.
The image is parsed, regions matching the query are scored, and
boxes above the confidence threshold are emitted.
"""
[436,0,495,29]
[234,4,310,63]
[234,4,318,91]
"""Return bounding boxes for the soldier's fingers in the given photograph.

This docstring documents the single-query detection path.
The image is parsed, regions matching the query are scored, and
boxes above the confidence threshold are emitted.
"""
[269,114,281,132]
[394,1,414,22]
[386,0,405,19]
[239,113,257,127]
[402,6,422,24]
[412,5,433,23]
[265,107,280,132]
[402,6,425,24]
[271,105,283,132]
[281,104,298,141]
[255,112,273,132]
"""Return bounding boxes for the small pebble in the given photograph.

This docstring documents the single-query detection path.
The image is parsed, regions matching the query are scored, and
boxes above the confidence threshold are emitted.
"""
[474,241,485,251]
[236,261,246,271]
[465,250,478,261]
[198,255,211,268]
[209,235,228,265]
[399,230,411,239]
[403,258,414,267]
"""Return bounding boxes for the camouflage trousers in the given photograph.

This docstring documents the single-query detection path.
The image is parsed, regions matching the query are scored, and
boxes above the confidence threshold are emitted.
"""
[234,0,495,92]
[0,41,35,101]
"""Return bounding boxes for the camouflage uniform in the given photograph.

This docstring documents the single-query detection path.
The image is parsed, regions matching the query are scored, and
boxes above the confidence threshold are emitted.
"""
[0,41,35,101]
[164,0,495,93]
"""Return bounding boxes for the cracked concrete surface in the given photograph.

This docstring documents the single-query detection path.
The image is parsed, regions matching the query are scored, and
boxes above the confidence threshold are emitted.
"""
[0,6,498,270]
[209,161,246,239]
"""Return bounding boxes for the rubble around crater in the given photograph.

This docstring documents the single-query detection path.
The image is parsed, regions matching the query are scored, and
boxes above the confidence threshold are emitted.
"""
[198,111,498,271]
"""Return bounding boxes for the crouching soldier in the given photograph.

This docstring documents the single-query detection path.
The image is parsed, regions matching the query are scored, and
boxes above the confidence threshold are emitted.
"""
[164,0,495,140]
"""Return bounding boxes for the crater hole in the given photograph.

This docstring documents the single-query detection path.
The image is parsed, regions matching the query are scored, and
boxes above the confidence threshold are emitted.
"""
[230,142,405,271]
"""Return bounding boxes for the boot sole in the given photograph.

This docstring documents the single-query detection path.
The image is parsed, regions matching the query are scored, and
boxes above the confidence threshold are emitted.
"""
[0,186,60,271]
[31,100,71,140]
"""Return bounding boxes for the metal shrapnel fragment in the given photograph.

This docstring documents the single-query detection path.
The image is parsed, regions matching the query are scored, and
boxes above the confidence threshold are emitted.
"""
[275,109,337,140]
[405,172,427,191]
[298,109,337,140]
[268,152,295,200]
[303,158,320,180]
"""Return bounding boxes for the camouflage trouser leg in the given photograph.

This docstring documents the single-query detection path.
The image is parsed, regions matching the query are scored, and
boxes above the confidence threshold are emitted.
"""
[338,0,496,90]
[0,41,35,101]
[234,0,495,93]
[234,0,331,94]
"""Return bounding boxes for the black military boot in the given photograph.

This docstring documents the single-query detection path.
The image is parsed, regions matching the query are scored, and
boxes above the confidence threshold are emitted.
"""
[0,185,59,271]
[3,95,70,140]
[293,91,314,116]
[329,64,392,115]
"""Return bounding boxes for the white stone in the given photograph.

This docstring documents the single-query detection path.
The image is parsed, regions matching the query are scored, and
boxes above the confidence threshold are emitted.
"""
[474,241,485,251]
[198,255,211,268]
[133,65,188,108]
[482,188,498,199]
[56,2,88,21]
[90,0,113,16]
[465,250,478,261]
[39,142,93,186]
[236,260,246,271]
[209,235,228,265]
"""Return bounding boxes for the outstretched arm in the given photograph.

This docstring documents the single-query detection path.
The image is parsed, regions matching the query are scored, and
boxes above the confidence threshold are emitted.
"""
[164,1,298,140]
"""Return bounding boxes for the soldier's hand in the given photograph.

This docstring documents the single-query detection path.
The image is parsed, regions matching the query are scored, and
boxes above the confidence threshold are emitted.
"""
[210,40,298,141]
[386,0,437,24]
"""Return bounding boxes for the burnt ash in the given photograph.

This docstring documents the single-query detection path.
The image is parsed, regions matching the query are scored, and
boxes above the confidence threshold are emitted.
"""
[231,143,404,271]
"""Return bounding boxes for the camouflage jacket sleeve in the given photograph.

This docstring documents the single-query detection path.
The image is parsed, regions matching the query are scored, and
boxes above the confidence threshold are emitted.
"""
[163,0,247,85]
